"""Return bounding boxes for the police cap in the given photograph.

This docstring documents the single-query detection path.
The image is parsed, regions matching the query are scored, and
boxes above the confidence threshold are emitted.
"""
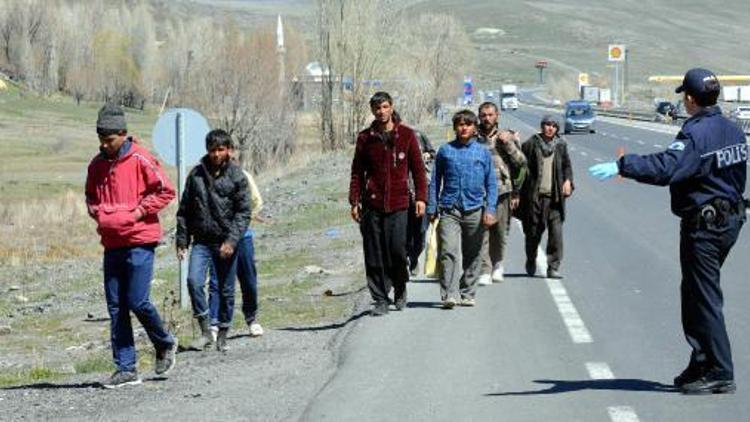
[675,68,720,99]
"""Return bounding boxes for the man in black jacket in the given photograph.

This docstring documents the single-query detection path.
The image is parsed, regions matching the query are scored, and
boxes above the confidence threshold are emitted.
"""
[176,129,251,351]
[519,115,573,279]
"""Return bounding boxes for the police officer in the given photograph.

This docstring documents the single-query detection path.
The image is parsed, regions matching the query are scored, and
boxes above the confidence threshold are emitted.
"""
[589,68,748,394]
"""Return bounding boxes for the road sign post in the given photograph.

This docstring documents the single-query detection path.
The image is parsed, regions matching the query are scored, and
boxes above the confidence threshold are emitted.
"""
[153,108,210,309]
[175,112,189,309]
[535,60,548,85]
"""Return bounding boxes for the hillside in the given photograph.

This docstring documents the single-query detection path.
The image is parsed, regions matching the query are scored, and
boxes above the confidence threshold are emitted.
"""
[175,0,749,101]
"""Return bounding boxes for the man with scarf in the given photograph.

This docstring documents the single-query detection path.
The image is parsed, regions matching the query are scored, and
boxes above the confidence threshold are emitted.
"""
[476,102,527,284]
[349,92,428,316]
[519,115,574,279]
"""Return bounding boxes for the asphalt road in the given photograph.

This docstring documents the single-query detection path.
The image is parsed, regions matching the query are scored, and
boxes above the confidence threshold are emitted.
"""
[302,108,750,421]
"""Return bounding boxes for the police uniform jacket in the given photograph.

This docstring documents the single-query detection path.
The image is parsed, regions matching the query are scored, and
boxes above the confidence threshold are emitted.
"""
[618,106,747,217]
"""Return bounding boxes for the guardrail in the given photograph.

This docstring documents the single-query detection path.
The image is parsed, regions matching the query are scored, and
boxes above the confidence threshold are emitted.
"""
[522,98,750,135]
[734,118,750,135]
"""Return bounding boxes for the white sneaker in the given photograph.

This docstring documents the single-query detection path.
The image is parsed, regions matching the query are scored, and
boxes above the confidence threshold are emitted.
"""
[477,273,492,286]
[209,326,219,343]
[491,263,504,282]
[249,322,264,337]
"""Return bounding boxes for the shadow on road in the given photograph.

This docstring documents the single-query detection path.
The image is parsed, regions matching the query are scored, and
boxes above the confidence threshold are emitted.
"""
[408,277,439,284]
[485,378,677,396]
[406,301,444,309]
[1,377,168,391]
[1,382,101,391]
[277,310,370,332]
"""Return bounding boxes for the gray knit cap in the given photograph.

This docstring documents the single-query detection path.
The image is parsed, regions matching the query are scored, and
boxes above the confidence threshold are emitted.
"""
[96,103,127,132]
[540,114,559,128]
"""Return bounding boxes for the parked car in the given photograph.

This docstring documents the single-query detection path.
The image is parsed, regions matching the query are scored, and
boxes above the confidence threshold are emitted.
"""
[563,100,596,134]
[732,105,750,121]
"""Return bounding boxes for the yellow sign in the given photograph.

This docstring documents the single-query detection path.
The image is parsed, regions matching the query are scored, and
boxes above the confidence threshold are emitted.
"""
[0,79,7,91]
[608,44,625,62]
[578,73,590,86]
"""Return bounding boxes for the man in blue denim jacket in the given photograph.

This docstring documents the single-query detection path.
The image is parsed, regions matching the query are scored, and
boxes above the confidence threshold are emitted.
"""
[427,110,497,308]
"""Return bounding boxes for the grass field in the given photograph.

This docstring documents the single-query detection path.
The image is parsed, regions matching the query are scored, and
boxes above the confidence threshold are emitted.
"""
[0,78,363,386]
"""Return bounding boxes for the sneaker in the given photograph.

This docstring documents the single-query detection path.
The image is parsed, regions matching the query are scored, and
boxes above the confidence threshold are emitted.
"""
[216,328,229,352]
[154,337,178,375]
[460,297,476,307]
[442,297,457,309]
[101,370,142,389]
[491,263,504,282]
[249,322,264,337]
[525,260,536,277]
[371,301,389,317]
[209,326,219,343]
[477,274,492,286]
[546,268,563,279]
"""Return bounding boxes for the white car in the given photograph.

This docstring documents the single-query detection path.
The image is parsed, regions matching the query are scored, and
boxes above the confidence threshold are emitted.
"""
[732,105,750,120]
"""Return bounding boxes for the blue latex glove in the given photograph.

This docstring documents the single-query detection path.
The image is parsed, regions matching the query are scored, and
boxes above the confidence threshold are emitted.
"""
[588,162,619,180]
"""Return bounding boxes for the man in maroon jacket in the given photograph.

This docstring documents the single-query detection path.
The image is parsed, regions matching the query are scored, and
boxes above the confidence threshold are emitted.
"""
[349,92,428,316]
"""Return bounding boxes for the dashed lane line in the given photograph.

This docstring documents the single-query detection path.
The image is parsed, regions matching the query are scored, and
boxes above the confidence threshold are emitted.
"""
[637,140,645,145]
[512,218,594,344]
[580,151,588,157]
[653,144,663,149]
[608,406,641,422]
[547,279,593,343]
[586,362,615,380]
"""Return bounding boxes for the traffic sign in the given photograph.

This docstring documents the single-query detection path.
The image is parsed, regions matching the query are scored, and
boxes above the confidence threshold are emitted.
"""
[152,108,210,167]
[152,108,210,310]
[608,44,625,62]
[578,73,590,86]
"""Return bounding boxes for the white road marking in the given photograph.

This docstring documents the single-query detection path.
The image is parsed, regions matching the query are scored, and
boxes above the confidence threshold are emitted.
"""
[586,362,615,380]
[637,140,645,145]
[610,134,620,139]
[580,151,588,157]
[608,406,640,422]
[547,278,593,343]
[512,219,593,344]
[594,157,603,162]
[622,136,630,141]
[653,144,663,148]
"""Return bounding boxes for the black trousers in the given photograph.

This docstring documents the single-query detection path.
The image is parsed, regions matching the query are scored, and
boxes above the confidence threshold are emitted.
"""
[360,208,409,303]
[680,213,744,379]
[523,197,563,271]
[407,200,428,272]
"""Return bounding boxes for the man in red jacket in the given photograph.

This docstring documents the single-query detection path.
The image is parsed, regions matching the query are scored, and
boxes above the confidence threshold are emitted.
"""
[349,92,428,316]
[85,104,178,388]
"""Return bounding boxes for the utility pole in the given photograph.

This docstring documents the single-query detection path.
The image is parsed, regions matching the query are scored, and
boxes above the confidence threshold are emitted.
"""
[277,14,286,99]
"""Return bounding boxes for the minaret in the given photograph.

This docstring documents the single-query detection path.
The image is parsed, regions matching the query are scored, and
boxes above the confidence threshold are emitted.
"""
[277,14,286,99]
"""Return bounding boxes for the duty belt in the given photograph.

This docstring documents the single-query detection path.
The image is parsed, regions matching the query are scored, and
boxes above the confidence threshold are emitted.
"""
[685,198,747,229]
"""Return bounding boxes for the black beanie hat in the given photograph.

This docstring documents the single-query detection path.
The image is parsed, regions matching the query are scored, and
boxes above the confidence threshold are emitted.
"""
[96,103,127,132]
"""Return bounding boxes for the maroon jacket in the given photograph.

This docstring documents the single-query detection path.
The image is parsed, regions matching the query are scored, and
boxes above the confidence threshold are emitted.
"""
[349,121,427,212]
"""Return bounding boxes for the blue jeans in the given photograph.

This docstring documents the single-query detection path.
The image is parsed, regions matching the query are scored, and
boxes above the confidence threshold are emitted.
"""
[103,245,174,372]
[187,243,238,328]
[209,235,258,325]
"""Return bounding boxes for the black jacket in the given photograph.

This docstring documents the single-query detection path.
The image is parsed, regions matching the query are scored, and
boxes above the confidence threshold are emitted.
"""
[519,133,574,225]
[176,157,251,249]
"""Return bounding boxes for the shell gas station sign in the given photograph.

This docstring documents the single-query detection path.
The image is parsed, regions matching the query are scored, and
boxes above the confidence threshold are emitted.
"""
[608,44,625,62]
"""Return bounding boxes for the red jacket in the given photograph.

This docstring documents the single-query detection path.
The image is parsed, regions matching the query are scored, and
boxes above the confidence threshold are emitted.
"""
[85,137,175,249]
[349,122,427,212]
